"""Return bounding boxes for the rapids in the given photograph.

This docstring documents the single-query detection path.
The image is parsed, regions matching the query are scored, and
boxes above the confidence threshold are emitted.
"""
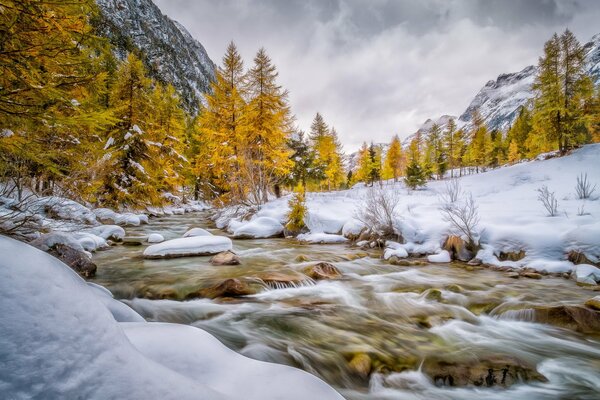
[91,213,600,400]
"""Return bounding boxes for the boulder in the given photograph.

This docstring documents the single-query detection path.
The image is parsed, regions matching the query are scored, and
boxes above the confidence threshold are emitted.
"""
[183,227,213,238]
[443,236,474,262]
[521,272,542,280]
[143,236,233,259]
[210,251,241,266]
[574,264,600,285]
[532,305,600,333]
[303,262,342,280]
[47,244,97,278]
[258,271,313,289]
[567,250,599,267]
[348,353,372,378]
[585,296,600,311]
[147,233,164,243]
[233,217,284,239]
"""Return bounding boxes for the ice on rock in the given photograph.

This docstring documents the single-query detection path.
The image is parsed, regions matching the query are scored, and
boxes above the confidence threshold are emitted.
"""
[574,264,600,285]
[147,233,165,243]
[143,236,232,258]
[427,250,452,263]
[183,227,213,237]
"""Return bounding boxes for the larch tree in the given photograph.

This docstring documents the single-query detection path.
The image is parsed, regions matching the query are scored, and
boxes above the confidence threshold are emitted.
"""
[310,113,345,190]
[404,138,426,190]
[506,105,533,160]
[532,29,594,154]
[244,47,294,204]
[383,135,404,182]
[443,118,457,177]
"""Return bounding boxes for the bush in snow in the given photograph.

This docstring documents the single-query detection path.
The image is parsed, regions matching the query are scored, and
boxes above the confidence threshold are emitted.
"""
[439,193,480,251]
[536,185,559,216]
[438,178,462,204]
[356,186,401,239]
[285,187,307,236]
[575,173,596,200]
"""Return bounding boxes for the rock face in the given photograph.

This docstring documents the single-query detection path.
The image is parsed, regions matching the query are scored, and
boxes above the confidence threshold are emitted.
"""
[47,244,97,278]
[94,0,215,112]
[303,262,342,280]
[210,251,241,266]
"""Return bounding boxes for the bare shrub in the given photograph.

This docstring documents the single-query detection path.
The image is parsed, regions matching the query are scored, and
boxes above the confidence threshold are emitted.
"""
[439,193,480,250]
[356,186,401,238]
[438,178,462,204]
[577,201,590,216]
[575,173,596,200]
[536,185,558,216]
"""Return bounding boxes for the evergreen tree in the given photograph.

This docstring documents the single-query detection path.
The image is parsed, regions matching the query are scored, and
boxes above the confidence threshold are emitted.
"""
[532,30,594,153]
[354,142,372,185]
[287,131,316,190]
[506,105,533,160]
[443,118,458,177]
[426,123,446,179]
[368,142,382,186]
[404,138,426,190]
[382,135,404,181]
[309,113,345,190]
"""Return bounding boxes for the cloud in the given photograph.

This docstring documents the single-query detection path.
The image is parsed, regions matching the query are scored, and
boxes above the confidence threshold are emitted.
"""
[155,0,600,152]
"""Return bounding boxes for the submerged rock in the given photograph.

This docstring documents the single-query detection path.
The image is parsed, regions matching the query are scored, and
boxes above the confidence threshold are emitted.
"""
[210,251,241,266]
[532,305,600,333]
[47,244,97,278]
[123,237,146,246]
[585,296,600,311]
[348,353,372,378]
[498,249,526,262]
[423,357,546,388]
[192,278,256,299]
[303,262,342,280]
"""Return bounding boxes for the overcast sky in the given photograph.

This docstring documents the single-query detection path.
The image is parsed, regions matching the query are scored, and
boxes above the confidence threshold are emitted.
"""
[154,0,600,152]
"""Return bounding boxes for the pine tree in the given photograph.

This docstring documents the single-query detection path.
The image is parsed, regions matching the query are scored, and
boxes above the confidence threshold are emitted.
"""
[383,135,404,181]
[404,138,426,190]
[368,142,382,186]
[425,123,446,179]
[532,30,594,154]
[287,131,315,190]
[244,47,294,204]
[443,118,458,177]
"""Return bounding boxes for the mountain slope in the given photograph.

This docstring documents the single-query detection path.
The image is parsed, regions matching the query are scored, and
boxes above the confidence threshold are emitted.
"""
[457,33,600,133]
[94,0,215,112]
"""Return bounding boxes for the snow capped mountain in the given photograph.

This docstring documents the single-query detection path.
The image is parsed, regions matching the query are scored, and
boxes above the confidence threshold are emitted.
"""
[95,0,215,112]
[401,115,457,148]
[458,33,600,134]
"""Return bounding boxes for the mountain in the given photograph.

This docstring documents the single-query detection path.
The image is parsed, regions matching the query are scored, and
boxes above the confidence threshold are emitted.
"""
[457,33,600,133]
[94,0,215,112]
[401,115,456,148]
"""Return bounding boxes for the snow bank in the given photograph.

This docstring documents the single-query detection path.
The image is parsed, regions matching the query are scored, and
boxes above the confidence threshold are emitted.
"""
[0,236,343,400]
[233,217,284,239]
[342,218,366,238]
[85,225,125,241]
[183,227,213,237]
[297,233,348,244]
[143,236,232,258]
[94,208,148,226]
[38,196,97,225]
[31,231,107,253]
[427,250,452,263]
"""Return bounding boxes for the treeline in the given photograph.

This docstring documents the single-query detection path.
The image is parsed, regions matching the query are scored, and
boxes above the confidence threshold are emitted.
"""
[0,0,192,208]
[352,29,600,189]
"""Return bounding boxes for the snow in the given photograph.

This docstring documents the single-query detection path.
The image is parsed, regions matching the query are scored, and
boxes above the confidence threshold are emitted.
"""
[215,144,600,278]
[574,264,600,285]
[233,216,284,239]
[86,225,125,241]
[147,233,165,243]
[342,218,366,238]
[427,250,452,263]
[384,246,409,260]
[0,235,343,400]
[31,231,107,253]
[94,208,148,226]
[143,235,232,258]
[297,233,348,244]
[183,227,213,237]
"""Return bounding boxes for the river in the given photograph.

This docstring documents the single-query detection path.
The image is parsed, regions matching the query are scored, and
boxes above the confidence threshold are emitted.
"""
[91,212,600,400]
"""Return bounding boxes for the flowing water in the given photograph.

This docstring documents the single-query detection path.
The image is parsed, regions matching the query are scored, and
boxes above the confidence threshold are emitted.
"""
[91,213,600,400]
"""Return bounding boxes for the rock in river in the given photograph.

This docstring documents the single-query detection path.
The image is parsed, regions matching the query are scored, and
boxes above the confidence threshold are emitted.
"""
[210,250,241,266]
[143,236,232,259]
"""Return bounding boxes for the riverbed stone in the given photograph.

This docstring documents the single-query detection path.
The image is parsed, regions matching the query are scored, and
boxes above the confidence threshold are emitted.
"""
[348,353,372,378]
[498,249,526,262]
[423,357,546,388]
[532,305,600,333]
[303,262,342,280]
[521,272,542,280]
[585,296,600,311]
[567,250,599,266]
[191,278,256,299]
[210,251,241,266]
[47,243,97,278]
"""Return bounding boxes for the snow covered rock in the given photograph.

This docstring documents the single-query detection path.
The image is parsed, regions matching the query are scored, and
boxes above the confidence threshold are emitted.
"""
[183,227,213,237]
[297,233,348,244]
[40,197,97,225]
[0,236,343,400]
[574,264,600,285]
[86,225,125,242]
[147,233,165,243]
[342,218,366,240]
[384,246,409,260]
[143,236,233,259]
[233,217,284,239]
[427,250,452,263]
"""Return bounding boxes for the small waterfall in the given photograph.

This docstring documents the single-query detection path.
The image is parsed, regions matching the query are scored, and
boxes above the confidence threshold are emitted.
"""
[496,308,536,322]
[260,277,317,291]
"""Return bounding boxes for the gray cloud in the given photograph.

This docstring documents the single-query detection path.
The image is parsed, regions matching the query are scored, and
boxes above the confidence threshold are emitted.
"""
[155,0,600,151]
